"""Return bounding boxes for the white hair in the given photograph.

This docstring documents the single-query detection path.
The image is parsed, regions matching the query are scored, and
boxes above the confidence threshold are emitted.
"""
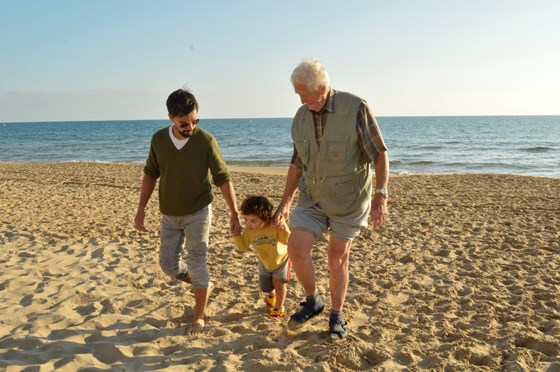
[290,58,330,91]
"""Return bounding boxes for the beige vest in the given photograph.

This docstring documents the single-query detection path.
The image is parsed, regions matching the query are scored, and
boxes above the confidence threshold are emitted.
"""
[292,91,372,216]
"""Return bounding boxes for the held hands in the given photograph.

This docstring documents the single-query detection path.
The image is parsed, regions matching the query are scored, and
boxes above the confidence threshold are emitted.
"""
[370,196,389,230]
[230,213,242,236]
[272,202,290,228]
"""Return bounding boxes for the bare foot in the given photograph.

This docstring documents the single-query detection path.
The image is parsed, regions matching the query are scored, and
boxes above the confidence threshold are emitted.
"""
[186,282,215,335]
[186,319,205,334]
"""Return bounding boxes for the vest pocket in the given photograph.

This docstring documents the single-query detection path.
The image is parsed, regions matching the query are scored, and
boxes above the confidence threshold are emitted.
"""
[332,177,357,204]
[326,141,348,162]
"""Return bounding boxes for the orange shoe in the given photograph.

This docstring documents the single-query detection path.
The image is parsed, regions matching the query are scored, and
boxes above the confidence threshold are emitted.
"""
[265,294,276,313]
[269,307,285,319]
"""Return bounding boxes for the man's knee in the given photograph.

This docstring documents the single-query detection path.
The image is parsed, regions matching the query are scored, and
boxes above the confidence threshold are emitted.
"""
[287,229,314,259]
[327,238,352,260]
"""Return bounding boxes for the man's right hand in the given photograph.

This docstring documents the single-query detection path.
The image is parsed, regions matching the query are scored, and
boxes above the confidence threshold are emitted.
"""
[134,210,147,232]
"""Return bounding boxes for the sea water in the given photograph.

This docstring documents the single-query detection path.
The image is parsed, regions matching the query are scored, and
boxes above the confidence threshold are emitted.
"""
[1,116,558,177]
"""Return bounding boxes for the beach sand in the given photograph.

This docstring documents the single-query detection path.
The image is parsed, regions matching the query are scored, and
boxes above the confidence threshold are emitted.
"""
[1,162,559,371]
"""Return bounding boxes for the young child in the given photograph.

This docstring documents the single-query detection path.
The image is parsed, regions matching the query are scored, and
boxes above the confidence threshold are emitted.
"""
[233,195,291,319]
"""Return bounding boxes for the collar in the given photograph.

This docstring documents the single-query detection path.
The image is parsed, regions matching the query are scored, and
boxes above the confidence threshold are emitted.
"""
[311,88,336,115]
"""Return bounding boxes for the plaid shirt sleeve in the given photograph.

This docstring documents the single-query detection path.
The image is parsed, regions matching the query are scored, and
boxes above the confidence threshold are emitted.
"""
[356,102,388,163]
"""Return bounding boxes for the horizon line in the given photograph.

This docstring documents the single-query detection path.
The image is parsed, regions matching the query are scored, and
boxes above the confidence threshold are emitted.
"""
[3,113,560,124]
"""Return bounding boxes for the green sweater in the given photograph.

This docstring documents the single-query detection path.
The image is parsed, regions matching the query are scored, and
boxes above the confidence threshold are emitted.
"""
[144,126,232,216]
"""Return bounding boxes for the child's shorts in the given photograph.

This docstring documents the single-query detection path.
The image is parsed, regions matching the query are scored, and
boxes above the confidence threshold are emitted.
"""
[257,259,291,293]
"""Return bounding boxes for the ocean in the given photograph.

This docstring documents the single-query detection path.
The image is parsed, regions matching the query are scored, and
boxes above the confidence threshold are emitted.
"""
[1,116,559,177]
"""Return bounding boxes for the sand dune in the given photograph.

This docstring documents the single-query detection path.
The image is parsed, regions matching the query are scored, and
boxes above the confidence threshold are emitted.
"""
[0,162,558,371]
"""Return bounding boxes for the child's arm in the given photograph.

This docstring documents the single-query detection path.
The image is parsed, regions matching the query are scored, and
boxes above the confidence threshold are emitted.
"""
[233,230,251,252]
[277,216,291,245]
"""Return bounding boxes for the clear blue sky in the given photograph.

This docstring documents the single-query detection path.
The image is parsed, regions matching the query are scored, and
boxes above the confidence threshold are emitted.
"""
[1,0,559,122]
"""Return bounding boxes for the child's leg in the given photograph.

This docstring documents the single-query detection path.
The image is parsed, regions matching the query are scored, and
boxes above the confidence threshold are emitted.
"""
[265,289,276,311]
[271,259,291,312]
[258,261,276,311]
[272,278,287,311]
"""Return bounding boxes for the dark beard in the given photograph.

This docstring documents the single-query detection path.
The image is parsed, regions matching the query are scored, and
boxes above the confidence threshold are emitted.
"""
[178,130,192,138]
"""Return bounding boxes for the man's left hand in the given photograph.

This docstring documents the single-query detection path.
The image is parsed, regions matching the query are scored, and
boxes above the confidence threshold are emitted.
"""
[230,215,242,236]
[370,196,388,230]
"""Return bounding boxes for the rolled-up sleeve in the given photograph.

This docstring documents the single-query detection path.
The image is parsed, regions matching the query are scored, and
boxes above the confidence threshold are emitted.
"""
[208,136,232,186]
[356,102,388,163]
[144,139,161,179]
[290,143,303,167]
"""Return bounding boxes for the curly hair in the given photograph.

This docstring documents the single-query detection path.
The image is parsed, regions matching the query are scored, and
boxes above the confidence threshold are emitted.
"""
[240,195,274,222]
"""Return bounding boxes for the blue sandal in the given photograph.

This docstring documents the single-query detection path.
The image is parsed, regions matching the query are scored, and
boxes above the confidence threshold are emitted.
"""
[329,318,348,339]
[290,298,324,324]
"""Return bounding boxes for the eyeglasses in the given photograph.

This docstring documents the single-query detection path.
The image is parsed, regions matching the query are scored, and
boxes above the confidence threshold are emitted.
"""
[178,118,200,128]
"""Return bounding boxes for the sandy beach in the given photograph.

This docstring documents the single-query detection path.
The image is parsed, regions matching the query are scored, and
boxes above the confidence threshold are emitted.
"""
[0,162,558,371]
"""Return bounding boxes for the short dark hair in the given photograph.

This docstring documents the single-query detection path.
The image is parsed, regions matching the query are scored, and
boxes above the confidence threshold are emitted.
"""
[166,89,199,118]
[240,196,274,222]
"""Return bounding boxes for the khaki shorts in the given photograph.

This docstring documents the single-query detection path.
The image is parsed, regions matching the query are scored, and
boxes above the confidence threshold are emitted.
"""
[289,201,370,242]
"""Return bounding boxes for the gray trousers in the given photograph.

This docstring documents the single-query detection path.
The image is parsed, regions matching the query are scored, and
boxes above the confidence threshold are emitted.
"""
[159,205,212,288]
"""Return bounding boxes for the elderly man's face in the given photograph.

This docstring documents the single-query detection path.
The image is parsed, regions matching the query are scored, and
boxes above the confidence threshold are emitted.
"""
[293,81,328,112]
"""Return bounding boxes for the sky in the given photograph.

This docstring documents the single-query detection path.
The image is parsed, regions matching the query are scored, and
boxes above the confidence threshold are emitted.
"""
[1,0,559,122]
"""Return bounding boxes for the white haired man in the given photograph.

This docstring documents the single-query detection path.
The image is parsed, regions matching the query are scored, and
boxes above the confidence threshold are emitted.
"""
[273,59,389,339]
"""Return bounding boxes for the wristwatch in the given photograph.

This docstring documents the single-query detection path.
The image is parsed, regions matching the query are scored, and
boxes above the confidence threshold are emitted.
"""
[375,187,388,197]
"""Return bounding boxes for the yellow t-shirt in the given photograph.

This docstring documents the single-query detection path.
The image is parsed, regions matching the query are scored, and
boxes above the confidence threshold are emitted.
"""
[233,218,290,271]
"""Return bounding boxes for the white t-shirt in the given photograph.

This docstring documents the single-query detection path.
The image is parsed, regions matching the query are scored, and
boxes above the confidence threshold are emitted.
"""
[168,125,189,150]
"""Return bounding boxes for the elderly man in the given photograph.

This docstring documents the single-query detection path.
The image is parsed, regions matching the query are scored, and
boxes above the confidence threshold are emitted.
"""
[274,59,389,339]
